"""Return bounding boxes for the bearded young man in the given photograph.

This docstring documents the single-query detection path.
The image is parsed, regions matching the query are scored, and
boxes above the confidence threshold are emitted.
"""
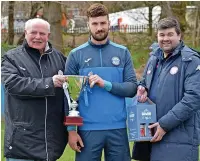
[64,3,137,161]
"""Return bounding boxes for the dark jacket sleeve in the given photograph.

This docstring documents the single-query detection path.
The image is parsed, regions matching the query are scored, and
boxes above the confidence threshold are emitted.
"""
[138,63,149,88]
[1,54,55,97]
[159,57,200,132]
[110,49,137,97]
[138,54,156,91]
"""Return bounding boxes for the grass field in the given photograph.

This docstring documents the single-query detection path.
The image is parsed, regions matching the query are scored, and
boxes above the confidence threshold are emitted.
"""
[1,121,134,161]
[1,121,200,161]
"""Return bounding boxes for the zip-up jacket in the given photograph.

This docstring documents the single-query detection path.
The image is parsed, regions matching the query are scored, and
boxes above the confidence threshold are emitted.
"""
[140,41,200,161]
[64,39,137,130]
[1,40,67,161]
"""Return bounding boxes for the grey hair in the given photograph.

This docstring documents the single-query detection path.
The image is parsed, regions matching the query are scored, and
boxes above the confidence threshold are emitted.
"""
[157,17,181,35]
[25,18,50,33]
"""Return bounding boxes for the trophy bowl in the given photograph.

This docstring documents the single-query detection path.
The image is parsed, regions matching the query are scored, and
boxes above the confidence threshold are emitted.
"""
[63,75,88,126]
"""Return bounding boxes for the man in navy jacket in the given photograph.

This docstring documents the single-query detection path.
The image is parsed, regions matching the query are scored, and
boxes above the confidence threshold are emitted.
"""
[133,17,200,161]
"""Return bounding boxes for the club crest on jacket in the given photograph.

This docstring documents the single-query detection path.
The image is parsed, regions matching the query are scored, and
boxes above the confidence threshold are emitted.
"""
[170,66,178,75]
[112,57,120,66]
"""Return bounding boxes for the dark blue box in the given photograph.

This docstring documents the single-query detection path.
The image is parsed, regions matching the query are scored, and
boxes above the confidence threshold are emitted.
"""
[126,97,157,142]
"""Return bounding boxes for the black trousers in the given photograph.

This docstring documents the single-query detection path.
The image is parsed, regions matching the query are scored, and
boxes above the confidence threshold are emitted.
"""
[132,142,152,161]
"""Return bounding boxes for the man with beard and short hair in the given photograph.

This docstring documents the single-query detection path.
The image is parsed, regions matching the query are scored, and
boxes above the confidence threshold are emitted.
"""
[132,17,200,161]
[64,3,137,161]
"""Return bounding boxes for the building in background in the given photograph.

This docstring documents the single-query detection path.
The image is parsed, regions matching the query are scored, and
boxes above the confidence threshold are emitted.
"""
[1,5,198,34]
[109,6,161,33]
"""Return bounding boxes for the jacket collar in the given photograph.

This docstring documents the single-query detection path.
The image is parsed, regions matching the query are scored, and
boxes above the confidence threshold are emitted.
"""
[23,39,53,56]
[171,40,185,56]
[88,38,110,48]
[152,40,185,60]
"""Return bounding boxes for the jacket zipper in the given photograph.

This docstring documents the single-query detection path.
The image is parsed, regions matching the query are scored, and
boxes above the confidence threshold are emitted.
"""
[100,48,102,67]
[39,55,49,161]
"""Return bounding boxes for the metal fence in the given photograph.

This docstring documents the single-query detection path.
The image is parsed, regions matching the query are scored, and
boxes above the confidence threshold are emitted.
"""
[1,24,156,34]
[110,24,156,33]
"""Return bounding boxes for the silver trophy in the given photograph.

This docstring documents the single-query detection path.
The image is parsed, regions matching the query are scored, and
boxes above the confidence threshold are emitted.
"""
[63,75,88,126]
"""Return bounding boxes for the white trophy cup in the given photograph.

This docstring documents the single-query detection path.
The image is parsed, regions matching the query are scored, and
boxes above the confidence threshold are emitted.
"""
[63,75,88,126]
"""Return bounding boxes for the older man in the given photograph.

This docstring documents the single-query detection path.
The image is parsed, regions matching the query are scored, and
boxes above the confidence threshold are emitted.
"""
[1,18,68,161]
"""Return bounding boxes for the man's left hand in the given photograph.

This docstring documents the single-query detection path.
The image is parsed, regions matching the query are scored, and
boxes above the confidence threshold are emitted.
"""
[149,122,166,142]
[89,74,104,88]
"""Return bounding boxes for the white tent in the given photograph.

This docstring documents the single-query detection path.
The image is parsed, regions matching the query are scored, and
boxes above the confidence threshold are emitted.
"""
[109,6,161,27]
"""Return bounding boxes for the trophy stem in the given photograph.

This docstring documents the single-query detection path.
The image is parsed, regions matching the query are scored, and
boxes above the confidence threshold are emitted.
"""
[70,100,78,111]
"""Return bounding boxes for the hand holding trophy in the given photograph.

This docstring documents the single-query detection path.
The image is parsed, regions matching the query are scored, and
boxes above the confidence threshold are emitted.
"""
[63,75,88,126]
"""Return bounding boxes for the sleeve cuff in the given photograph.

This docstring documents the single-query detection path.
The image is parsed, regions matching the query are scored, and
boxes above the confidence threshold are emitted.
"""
[159,120,170,132]
[103,80,112,91]
[66,125,76,131]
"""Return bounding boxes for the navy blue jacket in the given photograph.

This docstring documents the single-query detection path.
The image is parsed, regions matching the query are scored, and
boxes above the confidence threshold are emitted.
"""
[140,41,200,161]
[64,39,137,130]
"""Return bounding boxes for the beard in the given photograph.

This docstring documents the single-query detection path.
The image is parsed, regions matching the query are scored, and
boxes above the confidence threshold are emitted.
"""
[90,30,109,41]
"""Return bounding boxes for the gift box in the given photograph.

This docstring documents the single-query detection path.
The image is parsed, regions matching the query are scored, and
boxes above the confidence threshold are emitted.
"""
[126,97,157,142]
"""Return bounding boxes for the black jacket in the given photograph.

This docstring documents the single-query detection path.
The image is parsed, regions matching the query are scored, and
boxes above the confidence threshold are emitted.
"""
[1,40,68,161]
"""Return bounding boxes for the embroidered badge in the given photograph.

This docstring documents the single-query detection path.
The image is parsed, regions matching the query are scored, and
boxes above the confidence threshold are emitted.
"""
[196,65,200,71]
[147,70,151,75]
[112,57,120,66]
[170,66,178,75]
[147,65,153,75]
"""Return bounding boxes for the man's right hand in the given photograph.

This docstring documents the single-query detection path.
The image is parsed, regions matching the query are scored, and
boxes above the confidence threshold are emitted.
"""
[68,131,84,152]
[137,85,148,103]
[52,75,66,88]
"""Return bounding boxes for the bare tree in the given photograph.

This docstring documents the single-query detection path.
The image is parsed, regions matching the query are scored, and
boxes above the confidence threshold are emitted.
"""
[144,2,160,36]
[8,1,15,45]
[17,2,43,45]
[190,4,200,47]
[43,2,64,53]
[119,2,160,36]
[160,1,188,33]
[160,1,173,18]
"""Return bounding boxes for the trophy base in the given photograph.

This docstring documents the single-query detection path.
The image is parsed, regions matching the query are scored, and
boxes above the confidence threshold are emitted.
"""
[64,116,83,126]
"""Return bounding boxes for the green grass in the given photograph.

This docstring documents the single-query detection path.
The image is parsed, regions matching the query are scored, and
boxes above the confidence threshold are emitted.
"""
[58,146,76,161]
[1,121,200,161]
[1,121,134,161]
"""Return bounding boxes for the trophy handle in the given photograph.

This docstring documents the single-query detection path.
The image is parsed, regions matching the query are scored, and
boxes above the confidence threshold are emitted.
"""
[62,75,87,126]
[63,82,72,108]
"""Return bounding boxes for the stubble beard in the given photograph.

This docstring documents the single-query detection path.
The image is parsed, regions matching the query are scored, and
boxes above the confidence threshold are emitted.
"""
[90,30,109,41]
